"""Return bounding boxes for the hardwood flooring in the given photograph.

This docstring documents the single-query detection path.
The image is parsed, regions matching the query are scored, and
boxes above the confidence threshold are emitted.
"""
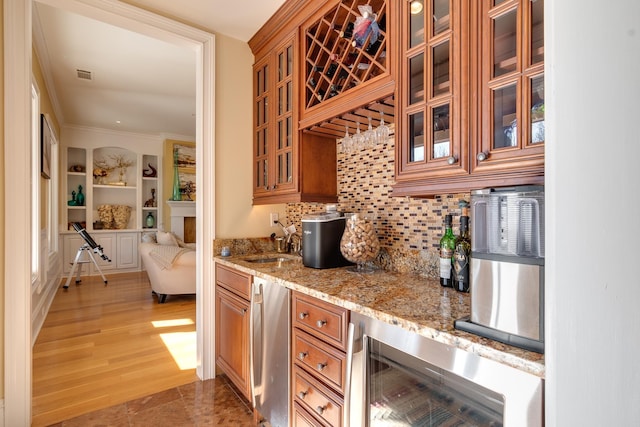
[32,272,201,426]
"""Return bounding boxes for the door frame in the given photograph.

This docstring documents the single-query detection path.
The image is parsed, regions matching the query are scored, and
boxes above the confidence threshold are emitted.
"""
[3,0,216,424]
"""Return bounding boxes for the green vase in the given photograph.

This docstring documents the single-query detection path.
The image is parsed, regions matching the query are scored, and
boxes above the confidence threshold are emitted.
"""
[76,185,85,206]
[172,149,182,201]
[145,212,155,228]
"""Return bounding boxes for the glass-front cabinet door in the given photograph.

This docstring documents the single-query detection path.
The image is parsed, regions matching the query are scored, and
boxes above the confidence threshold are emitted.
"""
[474,0,544,172]
[253,35,297,200]
[397,0,470,182]
[274,40,296,193]
[253,57,270,197]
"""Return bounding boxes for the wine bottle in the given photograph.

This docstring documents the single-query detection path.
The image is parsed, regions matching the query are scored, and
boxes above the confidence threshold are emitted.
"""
[439,214,455,287]
[453,216,471,292]
[339,22,354,38]
[325,63,338,77]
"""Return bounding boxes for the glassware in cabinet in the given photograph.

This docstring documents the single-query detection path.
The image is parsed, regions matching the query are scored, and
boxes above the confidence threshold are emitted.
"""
[397,0,466,176]
[477,0,545,168]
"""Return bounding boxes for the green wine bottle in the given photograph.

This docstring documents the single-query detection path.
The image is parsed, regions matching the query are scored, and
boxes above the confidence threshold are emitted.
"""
[439,214,455,287]
[453,215,471,292]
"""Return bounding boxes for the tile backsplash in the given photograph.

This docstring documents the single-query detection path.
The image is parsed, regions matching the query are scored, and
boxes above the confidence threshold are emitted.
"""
[286,134,470,278]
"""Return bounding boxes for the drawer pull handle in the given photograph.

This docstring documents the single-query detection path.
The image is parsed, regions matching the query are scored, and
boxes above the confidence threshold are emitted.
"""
[316,362,327,371]
[316,405,327,415]
[299,312,309,320]
[298,351,308,361]
[316,319,327,328]
[297,390,308,400]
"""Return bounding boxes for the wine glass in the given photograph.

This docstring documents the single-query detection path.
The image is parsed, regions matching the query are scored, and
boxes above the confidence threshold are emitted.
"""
[341,125,353,153]
[364,116,377,147]
[353,121,365,150]
[376,111,390,143]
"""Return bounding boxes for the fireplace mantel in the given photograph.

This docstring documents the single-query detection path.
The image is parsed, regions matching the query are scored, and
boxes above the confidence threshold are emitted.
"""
[167,201,196,241]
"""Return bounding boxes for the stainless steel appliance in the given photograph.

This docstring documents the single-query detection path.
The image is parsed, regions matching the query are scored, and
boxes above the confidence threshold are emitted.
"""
[455,185,545,353]
[347,312,544,426]
[250,277,290,426]
[301,212,352,269]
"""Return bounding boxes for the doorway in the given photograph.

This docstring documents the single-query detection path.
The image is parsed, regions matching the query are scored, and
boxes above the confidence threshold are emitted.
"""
[4,0,216,424]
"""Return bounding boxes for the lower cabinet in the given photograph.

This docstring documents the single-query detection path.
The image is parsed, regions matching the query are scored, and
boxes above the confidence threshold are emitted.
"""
[215,263,252,401]
[62,232,138,275]
[292,291,349,427]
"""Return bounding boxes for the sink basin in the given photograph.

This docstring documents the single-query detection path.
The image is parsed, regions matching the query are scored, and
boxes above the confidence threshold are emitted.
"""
[243,256,294,264]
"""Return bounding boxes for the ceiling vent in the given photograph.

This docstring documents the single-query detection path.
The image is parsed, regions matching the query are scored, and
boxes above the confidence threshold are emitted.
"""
[76,69,93,81]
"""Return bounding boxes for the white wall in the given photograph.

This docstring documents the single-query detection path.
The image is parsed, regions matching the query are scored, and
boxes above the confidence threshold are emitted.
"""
[214,34,286,239]
[546,1,640,425]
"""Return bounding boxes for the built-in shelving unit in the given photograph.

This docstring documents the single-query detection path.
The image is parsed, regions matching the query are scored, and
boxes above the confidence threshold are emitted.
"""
[62,146,161,232]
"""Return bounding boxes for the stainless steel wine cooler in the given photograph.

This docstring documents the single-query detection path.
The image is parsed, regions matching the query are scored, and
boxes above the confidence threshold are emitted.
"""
[346,312,544,426]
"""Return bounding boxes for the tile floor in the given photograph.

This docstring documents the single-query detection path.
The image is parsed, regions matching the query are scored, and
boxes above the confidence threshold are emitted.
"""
[47,376,256,426]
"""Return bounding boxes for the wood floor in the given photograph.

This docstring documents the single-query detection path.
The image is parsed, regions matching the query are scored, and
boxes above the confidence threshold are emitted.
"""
[32,272,199,427]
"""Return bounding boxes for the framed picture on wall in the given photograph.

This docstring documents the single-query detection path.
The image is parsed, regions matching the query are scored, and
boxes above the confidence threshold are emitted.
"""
[40,114,54,179]
[166,140,196,201]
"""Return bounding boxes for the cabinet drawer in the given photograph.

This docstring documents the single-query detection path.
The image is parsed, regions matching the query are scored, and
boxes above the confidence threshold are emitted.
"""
[293,329,345,393]
[293,365,343,427]
[293,402,325,427]
[215,263,251,300]
[292,292,349,351]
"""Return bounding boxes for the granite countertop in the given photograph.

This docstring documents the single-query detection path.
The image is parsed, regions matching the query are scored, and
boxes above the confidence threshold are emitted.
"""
[214,253,545,378]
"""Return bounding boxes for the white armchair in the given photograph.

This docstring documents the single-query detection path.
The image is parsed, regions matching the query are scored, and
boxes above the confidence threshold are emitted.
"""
[139,241,196,303]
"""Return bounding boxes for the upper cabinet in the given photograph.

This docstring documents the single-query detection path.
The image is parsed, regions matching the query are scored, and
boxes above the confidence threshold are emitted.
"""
[395,0,471,186]
[299,0,395,129]
[250,3,342,205]
[253,35,299,202]
[393,0,544,197]
[251,0,544,200]
[474,0,544,173]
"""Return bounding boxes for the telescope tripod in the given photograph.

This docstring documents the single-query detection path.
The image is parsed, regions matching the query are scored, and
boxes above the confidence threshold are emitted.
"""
[63,243,109,289]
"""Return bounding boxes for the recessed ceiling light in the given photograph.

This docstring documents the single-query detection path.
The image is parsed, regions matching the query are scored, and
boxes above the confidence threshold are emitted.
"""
[410,1,423,15]
[116,120,121,124]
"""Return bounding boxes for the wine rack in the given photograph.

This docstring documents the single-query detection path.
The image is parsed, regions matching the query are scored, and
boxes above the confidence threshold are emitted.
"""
[304,0,388,109]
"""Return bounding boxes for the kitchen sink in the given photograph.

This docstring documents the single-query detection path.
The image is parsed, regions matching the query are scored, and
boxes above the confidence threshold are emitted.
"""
[242,256,295,264]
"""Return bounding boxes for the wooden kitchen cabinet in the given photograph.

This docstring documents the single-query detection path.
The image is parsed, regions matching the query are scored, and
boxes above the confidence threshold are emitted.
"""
[394,0,471,191]
[291,291,349,427]
[215,264,252,401]
[393,0,545,197]
[473,0,545,175]
[252,30,338,205]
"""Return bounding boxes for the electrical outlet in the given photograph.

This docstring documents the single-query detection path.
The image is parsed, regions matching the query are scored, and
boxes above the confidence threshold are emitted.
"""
[270,212,279,227]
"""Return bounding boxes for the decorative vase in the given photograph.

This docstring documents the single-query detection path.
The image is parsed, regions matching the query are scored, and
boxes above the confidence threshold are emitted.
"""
[112,205,132,229]
[172,148,182,201]
[145,212,155,228]
[76,185,85,206]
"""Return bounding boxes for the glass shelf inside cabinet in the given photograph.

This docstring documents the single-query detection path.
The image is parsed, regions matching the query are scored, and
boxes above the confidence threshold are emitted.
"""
[304,0,388,109]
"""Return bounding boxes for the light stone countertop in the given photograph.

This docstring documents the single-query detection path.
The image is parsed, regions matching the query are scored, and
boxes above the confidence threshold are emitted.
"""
[214,253,545,378]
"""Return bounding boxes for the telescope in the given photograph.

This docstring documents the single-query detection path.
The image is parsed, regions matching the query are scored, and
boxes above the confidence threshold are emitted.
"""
[63,222,111,289]
[72,222,111,261]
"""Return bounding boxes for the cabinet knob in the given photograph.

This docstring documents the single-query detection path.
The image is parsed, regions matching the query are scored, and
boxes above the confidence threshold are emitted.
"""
[299,312,309,320]
[447,156,457,165]
[477,152,488,162]
[298,351,308,361]
[316,319,327,328]
[316,405,327,415]
[316,362,327,371]
[297,390,308,400]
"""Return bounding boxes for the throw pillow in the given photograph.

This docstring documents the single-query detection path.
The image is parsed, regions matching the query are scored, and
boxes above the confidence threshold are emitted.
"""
[141,232,157,243]
[157,230,179,246]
